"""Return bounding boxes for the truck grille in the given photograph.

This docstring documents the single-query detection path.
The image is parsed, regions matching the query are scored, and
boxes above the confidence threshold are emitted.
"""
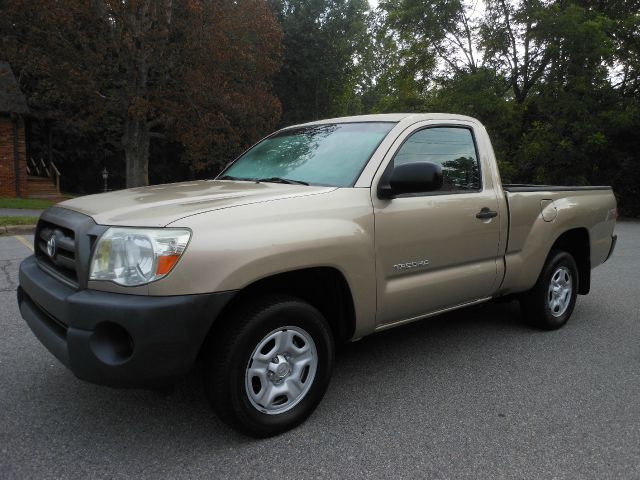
[33,207,107,289]
[36,220,78,286]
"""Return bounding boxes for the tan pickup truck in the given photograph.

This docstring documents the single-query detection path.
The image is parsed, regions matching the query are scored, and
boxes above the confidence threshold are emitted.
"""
[18,113,617,437]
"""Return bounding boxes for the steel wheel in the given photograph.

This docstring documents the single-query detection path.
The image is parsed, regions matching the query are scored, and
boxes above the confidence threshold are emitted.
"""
[205,295,334,437]
[245,326,318,415]
[547,266,572,317]
[520,249,579,330]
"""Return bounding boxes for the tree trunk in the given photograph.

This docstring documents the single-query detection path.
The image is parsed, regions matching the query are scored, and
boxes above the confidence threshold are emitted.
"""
[123,116,150,188]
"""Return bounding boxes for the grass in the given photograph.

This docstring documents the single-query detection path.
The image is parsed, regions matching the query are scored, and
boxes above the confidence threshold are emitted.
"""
[0,216,39,226]
[0,197,56,209]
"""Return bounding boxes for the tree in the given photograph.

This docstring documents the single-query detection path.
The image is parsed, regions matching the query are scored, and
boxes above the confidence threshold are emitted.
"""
[372,0,640,215]
[359,6,432,112]
[0,0,282,187]
[269,0,371,125]
[382,0,481,76]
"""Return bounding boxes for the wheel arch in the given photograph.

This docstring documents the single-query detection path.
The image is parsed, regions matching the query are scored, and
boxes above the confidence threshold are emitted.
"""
[550,227,591,295]
[206,267,357,347]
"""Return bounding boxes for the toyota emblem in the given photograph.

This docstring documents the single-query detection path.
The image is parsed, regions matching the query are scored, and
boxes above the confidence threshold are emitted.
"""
[46,235,57,258]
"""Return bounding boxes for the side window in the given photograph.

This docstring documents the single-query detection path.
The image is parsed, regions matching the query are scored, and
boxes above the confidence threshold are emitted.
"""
[393,127,481,192]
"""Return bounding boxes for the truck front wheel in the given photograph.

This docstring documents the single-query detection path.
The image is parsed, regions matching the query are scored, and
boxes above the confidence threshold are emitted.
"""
[520,249,579,330]
[203,295,334,437]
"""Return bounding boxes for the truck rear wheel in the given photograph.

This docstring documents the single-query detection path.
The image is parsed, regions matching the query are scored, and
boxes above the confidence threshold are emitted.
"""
[520,249,579,330]
[203,295,334,437]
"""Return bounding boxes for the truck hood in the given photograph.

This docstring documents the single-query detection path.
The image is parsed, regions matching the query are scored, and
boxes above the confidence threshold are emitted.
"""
[58,180,336,227]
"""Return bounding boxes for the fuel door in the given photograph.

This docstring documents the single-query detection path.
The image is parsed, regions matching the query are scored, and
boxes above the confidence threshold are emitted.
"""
[540,199,557,222]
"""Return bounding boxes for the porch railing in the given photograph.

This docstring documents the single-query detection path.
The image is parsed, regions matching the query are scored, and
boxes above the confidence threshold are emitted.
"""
[26,157,61,194]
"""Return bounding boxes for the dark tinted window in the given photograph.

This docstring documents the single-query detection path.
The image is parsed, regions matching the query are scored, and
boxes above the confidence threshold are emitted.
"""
[393,127,481,192]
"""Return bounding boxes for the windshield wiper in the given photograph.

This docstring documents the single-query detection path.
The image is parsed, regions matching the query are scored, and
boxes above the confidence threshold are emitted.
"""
[257,177,309,186]
[219,174,310,185]
[218,175,255,181]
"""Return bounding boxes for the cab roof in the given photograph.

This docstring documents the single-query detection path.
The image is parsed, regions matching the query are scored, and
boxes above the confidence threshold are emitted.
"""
[293,113,480,127]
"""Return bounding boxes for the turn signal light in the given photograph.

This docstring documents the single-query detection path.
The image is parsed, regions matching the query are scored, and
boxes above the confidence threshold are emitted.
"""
[156,254,181,276]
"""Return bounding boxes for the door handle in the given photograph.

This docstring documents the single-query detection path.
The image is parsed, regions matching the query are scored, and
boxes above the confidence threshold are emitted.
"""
[476,207,498,220]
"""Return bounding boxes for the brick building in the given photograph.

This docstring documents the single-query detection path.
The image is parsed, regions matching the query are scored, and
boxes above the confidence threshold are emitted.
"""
[0,61,29,197]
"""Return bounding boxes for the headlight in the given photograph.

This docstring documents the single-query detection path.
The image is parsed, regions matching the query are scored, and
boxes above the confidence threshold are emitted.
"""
[89,228,191,286]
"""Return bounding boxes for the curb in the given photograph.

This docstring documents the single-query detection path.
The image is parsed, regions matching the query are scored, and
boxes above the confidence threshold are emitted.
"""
[1,224,37,236]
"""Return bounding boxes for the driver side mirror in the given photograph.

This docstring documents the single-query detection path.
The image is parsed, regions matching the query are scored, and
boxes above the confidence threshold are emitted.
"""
[378,162,443,199]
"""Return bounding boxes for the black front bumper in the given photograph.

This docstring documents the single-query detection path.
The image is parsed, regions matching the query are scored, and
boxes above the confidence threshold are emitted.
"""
[18,255,236,388]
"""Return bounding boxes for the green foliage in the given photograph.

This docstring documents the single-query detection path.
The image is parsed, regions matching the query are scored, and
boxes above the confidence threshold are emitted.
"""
[367,0,640,215]
[0,198,55,209]
[269,0,371,125]
[0,216,39,226]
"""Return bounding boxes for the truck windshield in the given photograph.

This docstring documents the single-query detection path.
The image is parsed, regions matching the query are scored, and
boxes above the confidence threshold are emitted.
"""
[219,122,395,187]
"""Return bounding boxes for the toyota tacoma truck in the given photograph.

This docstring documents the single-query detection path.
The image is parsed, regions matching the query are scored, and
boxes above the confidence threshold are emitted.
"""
[18,113,618,437]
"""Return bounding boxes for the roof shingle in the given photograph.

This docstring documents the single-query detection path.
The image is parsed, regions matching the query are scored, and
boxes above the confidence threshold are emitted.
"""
[0,61,29,114]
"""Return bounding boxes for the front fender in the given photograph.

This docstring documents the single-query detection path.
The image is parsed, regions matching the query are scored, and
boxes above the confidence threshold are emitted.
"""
[150,188,377,337]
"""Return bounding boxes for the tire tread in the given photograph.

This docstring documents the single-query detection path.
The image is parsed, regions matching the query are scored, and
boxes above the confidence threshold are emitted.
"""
[520,249,579,330]
[204,294,333,437]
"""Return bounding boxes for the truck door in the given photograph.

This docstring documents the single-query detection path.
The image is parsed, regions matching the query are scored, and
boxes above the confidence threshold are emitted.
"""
[372,123,501,327]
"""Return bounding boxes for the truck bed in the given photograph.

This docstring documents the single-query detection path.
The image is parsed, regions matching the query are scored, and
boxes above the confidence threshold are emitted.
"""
[503,184,612,192]
[500,185,616,296]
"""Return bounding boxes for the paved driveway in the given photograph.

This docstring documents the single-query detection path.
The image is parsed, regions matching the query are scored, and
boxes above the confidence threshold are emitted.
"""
[0,208,44,217]
[1,223,638,479]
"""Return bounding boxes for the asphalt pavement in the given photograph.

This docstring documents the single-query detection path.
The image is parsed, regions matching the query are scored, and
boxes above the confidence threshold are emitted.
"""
[1,223,638,479]
[0,208,44,217]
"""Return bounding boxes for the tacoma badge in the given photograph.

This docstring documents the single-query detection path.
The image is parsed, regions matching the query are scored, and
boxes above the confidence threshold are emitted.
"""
[393,260,429,271]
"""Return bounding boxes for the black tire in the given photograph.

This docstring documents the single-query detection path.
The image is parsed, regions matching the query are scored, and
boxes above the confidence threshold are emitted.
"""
[520,249,579,330]
[203,295,334,438]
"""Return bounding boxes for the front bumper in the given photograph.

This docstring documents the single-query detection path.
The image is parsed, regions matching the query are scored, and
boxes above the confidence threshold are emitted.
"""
[18,255,236,388]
